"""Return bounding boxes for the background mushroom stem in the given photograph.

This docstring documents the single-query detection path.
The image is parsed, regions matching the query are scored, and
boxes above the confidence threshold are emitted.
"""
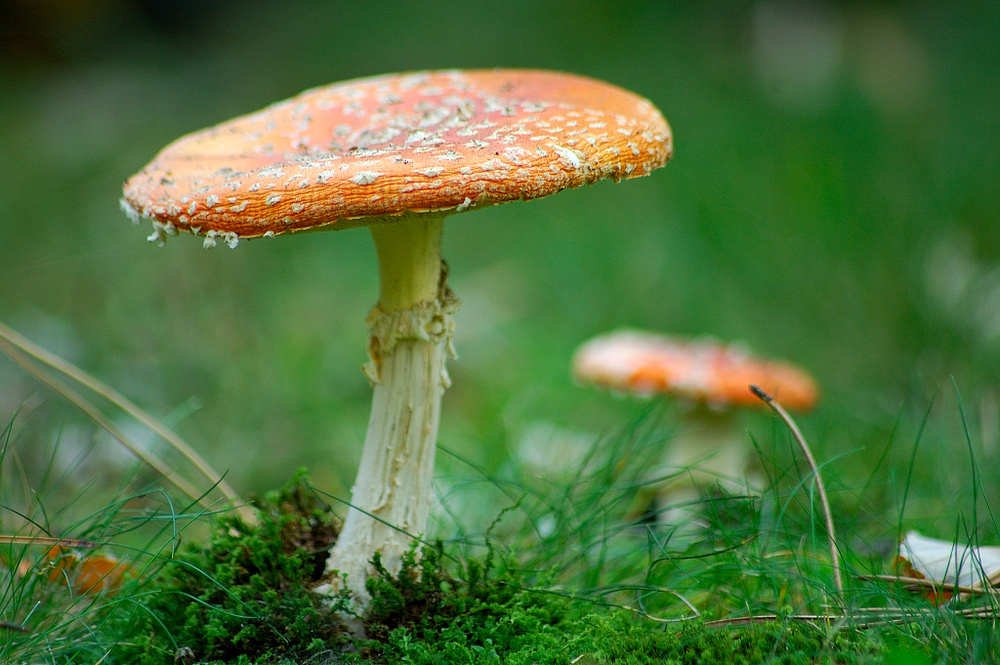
[324,213,458,608]
[660,405,758,493]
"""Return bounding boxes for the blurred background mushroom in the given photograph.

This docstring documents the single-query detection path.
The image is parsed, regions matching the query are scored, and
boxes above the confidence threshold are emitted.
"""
[573,330,818,539]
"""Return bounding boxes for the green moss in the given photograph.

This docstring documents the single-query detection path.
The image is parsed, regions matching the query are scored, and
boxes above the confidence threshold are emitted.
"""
[113,470,350,665]
[355,543,884,665]
[356,543,576,664]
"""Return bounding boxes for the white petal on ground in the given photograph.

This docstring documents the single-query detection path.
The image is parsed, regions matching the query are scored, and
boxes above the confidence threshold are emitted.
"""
[899,531,1000,588]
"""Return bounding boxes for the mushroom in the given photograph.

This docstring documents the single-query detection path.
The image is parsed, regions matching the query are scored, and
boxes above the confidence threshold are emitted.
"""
[572,330,818,534]
[121,70,672,607]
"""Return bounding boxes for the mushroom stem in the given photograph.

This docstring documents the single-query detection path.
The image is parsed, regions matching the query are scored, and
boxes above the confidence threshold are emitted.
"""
[664,406,757,495]
[648,406,760,539]
[324,213,457,609]
[370,215,445,311]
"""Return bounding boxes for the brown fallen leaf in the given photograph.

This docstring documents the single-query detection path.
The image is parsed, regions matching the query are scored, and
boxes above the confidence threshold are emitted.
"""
[41,546,129,595]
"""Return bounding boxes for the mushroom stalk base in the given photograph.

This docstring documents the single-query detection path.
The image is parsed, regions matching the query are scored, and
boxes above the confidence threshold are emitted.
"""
[325,330,450,607]
[323,214,456,610]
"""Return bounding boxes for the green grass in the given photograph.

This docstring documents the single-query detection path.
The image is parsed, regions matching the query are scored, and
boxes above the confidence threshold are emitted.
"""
[0,411,212,663]
[98,468,889,665]
[5,399,1000,664]
[110,470,350,664]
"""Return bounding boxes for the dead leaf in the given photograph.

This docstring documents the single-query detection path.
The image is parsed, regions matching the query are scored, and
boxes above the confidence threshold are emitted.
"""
[42,546,129,595]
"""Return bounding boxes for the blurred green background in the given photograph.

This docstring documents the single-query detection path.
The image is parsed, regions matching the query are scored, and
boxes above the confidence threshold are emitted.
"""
[1,0,998,532]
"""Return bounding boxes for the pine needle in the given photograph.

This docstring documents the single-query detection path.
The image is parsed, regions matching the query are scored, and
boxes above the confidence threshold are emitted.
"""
[0,535,97,548]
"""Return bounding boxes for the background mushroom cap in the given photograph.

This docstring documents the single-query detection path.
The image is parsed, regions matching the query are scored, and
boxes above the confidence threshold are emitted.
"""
[122,70,672,239]
[573,330,820,411]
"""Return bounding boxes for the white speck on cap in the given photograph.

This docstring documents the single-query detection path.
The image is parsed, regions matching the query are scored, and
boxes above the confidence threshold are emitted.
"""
[351,171,383,185]
[550,144,583,169]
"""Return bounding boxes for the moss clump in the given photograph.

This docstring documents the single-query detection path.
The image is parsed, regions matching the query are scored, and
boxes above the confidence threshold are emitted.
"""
[357,544,574,664]
[574,614,885,665]
[114,470,350,665]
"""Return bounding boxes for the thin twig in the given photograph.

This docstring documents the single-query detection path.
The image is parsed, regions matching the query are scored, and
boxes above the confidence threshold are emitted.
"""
[857,574,1000,599]
[0,620,28,633]
[750,384,843,596]
[705,604,1000,629]
[705,613,834,628]
[0,320,242,506]
[0,535,97,548]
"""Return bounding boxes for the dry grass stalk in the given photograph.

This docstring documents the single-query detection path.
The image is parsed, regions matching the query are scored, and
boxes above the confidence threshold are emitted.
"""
[0,322,258,523]
[0,321,243,507]
[750,384,843,596]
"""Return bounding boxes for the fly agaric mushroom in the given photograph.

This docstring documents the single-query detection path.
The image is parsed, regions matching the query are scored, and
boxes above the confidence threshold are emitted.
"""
[121,70,672,607]
[573,330,818,532]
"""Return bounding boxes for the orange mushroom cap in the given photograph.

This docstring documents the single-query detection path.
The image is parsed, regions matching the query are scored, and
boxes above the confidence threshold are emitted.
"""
[122,70,671,243]
[573,330,819,411]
